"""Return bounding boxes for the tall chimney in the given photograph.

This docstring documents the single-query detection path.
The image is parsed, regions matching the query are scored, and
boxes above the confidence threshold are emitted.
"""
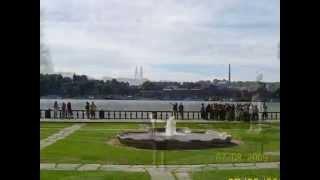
[228,64,231,83]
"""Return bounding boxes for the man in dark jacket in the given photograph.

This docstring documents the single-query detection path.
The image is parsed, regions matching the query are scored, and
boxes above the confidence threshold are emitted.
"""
[172,103,178,119]
[178,103,184,120]
[200,104,205,119]
[85,102,90,119]
[61,102,66,119]
[53,101,59,119]
[67,102,73,119]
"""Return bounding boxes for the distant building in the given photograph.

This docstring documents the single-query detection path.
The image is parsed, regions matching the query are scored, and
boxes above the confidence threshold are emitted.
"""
[117,77,148,86]
[101,76,113,81]
[117,66,147,86]
[101,66,148,85]
[57,72,75,78]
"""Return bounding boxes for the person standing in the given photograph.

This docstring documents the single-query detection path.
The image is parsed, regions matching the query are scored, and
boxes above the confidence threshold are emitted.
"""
[210,104,214,120]
[67,102,73,119]
[85,102,90,119]
[229,104,234,121]
[53,101,59,119]
[249,103,254,121]
[220,104,224,120]
[234,104,239,121]
[178,103,184,120]
[205,104,211,120]
[253,105,259,121]
[200,103,205,119]
[61,102,66,119]
[90,102,97,119]
[245,104,250,121]
[262,102,268,120]
[173,103,178,119]
[216,104,221,120]
[211,104,216,120]
[221,104,226,121]
[225,104,229,121]
[232,104,236,121]
[239,105,244,121]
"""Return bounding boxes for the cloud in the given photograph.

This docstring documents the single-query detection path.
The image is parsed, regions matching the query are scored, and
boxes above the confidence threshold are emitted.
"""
[41,0,279,82]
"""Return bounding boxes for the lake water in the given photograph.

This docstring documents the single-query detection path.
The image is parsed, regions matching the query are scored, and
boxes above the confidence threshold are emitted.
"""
[40,99,280,112]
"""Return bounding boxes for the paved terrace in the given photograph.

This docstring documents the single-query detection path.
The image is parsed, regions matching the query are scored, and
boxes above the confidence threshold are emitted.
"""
[41,162,280,180]
[40,119,279,123]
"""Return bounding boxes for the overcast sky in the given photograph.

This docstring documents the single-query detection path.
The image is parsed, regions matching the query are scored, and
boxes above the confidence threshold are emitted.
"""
[40,0,279,82]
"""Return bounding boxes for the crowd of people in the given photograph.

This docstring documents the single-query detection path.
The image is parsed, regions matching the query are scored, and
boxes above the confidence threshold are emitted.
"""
[170,102,184,119]
[170,102,268,121]
[85,101,97,119]
[48,101,268,121]
[200,102,268,121]
[52,101,97,119]
[53,101,73,119]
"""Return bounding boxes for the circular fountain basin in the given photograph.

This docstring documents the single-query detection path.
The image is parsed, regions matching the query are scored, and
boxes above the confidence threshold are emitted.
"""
[117,128,234,150]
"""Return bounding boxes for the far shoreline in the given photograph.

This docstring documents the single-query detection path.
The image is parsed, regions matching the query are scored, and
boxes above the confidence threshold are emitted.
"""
[40,98,280,103]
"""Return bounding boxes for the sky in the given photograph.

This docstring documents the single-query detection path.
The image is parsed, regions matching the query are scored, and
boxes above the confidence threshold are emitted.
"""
[40,0,280,82]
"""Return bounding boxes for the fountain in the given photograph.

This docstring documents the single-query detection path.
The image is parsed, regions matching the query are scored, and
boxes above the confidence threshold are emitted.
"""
[117,116,235,150]
[165,116,176,136]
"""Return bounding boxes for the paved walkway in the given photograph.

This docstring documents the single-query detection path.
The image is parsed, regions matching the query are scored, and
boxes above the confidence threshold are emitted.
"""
[146,168,175,180]
[175,172,192,180]
[40,123,86,150]
[40,162,279,180]
[41,119,279,123]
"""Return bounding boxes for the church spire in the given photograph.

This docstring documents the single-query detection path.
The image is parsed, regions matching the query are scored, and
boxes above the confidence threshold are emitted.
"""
[134,66,138,80]
[139,66,143,79]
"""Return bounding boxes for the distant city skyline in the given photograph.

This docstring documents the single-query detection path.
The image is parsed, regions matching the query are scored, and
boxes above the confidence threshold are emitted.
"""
[40,0,279,82]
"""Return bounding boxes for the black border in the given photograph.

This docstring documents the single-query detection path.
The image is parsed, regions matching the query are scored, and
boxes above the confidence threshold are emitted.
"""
[281,0,318,179]
[1,0,39,179]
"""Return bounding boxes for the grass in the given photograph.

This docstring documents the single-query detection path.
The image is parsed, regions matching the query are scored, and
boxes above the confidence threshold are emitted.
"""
[40,122,279,165]
[191,168,280,180]
[40,123,75,140]
[40,170,150,180]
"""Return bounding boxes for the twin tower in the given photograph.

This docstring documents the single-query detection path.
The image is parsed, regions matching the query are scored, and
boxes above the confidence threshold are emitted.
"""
[134,66,143,80]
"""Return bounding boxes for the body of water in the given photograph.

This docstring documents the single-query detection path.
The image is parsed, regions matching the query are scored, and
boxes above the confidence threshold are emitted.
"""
[40,99,280,112]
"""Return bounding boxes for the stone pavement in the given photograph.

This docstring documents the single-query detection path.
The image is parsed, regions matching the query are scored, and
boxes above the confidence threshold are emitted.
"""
[175,172,192,180]
[40,162,280,180]
[40,123,86,150]
[146,168,175,180]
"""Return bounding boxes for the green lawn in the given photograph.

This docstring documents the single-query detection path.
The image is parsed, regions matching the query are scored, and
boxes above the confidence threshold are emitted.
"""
[40,170,150,180]
[40,122,279,165]
[40,123,75,140]
[192,168,280,180]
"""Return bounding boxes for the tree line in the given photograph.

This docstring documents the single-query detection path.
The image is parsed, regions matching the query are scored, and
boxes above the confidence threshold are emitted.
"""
[40,73,280,101]
[40,74,138,98]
